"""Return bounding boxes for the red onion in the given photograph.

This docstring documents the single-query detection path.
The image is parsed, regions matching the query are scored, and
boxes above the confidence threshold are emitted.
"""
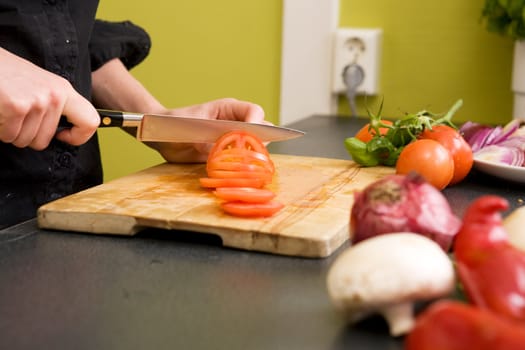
[460,120,521,152]
[491,119,520,144]
[468,128,493,152]
[460,120,525,167]
[350,173,461,251]
[475,145,525,166]
[459,121,483,140]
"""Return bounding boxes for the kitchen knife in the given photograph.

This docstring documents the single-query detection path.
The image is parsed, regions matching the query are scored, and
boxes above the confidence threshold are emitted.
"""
[61,110,305,143]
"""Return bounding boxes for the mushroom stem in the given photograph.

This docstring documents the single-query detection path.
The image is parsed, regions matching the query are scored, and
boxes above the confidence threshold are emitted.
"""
[381,302,415,337]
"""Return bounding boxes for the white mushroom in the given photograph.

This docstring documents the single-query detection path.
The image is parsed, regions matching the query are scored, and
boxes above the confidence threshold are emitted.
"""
[326,232,455,336]
[503,206,525,252]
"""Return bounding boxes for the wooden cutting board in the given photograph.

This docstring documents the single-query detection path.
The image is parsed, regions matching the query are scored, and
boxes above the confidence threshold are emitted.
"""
[37,154,393,258]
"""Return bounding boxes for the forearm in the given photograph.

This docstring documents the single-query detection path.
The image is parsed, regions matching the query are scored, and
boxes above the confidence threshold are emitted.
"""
[91,58,165,113]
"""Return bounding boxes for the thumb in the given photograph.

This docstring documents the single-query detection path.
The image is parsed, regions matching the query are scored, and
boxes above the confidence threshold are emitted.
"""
[55,92,100,146]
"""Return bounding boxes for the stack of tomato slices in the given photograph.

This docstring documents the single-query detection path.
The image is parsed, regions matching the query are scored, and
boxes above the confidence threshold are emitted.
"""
[199,130,284,218]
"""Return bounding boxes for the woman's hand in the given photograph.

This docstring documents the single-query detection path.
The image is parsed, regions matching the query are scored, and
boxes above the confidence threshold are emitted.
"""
[0,48,100,150]
[149,98,267,163]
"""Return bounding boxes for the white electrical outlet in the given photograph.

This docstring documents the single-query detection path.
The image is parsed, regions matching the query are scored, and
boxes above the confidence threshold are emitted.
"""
[332,28,382,95]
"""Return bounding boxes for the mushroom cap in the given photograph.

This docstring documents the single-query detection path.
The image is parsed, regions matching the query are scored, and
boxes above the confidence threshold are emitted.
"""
[327,232,455,312]
[503,206,525,252]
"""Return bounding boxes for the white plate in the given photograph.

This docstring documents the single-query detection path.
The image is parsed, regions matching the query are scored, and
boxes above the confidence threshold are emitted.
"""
[473,158,525,184]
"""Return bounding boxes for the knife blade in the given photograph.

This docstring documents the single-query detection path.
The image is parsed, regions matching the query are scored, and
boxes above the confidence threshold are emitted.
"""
[94,109,305,143]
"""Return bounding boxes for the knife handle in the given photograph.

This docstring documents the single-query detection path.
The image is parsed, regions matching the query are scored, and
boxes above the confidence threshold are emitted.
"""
[58,110,143,129]
[97,109,142,128]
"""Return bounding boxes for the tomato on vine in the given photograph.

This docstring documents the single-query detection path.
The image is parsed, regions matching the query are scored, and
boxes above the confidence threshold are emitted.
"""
[419,125,473,185]
[355,120,393,143]
[396,139,454,190]
[345,99,463,168]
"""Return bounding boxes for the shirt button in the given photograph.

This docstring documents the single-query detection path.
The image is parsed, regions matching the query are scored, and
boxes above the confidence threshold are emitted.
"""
[58,152,72,168]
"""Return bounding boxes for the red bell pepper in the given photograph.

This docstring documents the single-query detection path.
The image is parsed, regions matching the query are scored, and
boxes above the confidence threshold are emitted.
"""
[453,195,525,323]
[405,300,525,350]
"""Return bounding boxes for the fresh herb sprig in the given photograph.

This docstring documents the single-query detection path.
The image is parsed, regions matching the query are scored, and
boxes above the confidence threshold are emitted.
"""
[344,99,463,167]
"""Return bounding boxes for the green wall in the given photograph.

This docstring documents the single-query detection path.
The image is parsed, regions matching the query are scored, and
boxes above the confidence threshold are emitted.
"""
[339,0,514,124]
[96,0,514,181]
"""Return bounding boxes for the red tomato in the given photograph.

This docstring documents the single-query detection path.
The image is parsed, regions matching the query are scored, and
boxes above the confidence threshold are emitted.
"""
[213,187,276,203]
[207,148,275,174]
[201,130,284,218]
[221,201,284,218]
[199,177,266,189]
[206,160,267,173]
[396,139,454,190]
[355,120,393,142]
[207,170,273,184]
[209,130,269,160]
[419,125,473,185]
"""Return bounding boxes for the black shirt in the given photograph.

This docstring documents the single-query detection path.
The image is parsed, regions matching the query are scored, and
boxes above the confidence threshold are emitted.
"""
[0,0,151,229]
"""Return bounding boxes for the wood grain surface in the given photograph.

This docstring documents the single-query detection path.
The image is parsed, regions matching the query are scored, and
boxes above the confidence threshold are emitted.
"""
[37,154,393,257]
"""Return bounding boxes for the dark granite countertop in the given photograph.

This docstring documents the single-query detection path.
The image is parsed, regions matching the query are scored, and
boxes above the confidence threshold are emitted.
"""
[1,115,523,350]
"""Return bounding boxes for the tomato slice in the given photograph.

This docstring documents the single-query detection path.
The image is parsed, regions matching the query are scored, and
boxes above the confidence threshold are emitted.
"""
[221,201,284,217]
[208,149,275,175]
[206,160,268,173]
[207,169,272,183]
[213,187,276,203]
[199,177,266,189]
[209,130,270,160]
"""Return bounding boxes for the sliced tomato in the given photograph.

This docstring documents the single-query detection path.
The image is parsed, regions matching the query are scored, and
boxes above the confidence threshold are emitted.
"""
[207,170,272,184]
[206,160,268,173]
[209,130,269,160]
[213,187,276,203]
[221,201,284,218]
[208,148,275,174]
[199,177,266,189]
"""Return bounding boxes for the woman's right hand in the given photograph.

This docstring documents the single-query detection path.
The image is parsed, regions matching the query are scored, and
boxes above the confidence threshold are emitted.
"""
[0,48,100,150]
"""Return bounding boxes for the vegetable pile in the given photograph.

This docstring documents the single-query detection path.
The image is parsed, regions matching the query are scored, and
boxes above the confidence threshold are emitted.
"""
[199,130,284,218]
[327,173,525,348]
[460,119,525,167]
[345,99,473,189]
[406,195,525,349]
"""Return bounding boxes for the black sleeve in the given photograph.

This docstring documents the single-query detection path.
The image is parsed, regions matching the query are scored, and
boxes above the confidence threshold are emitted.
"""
[89,19,152,71]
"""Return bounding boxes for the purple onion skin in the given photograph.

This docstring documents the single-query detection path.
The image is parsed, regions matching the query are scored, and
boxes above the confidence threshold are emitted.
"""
[350,173,461,251]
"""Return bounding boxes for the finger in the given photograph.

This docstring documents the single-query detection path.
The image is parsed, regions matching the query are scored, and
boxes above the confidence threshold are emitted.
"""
[55,92,99,146]
[11,108,45,148]
[0,113,23,143]
[221,99,265,123]
[29,103,64,150]
[242,103,266,124]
